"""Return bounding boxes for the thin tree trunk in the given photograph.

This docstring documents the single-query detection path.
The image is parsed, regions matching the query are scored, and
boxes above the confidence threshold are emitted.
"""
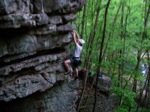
[76,1,102,111]
[92,0,111,111]
[132,51,141,92]
[80,1,87,36]
[83,0,102,69]
[83,4,101,69]
[103,1,121,58]
[136,0,150,110]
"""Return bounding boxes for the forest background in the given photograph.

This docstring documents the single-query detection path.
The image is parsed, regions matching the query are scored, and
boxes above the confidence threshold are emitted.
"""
[75,0,150,112]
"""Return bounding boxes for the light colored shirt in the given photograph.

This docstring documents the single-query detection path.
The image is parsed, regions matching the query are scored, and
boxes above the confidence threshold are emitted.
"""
[73,43,83,59]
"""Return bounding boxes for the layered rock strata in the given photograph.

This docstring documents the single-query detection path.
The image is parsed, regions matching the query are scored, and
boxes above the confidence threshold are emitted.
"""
[0,0,85,111]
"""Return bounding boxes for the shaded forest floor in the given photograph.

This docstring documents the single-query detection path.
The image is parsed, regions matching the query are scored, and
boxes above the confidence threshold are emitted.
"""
[78,86,119,112]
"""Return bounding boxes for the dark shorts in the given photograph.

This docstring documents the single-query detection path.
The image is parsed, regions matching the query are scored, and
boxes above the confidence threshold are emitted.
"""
[71,57,81,68]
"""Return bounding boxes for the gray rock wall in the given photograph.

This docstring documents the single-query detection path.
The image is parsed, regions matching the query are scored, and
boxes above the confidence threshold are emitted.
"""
[0,0,85,111]
[0,80,80,112]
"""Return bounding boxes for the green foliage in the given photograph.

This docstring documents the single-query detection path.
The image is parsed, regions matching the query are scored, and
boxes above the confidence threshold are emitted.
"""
[112,82,136,108]
[141,109,150,112]
[75,0,150,111]
[112,78,137,111]
[115,106,128,112]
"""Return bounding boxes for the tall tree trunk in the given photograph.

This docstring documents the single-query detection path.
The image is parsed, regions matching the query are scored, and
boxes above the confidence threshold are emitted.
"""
[80,1,87,36]
[118,0,125,88]
[132,51,141,92]
[136,0,150,110]
[83,0,102,69]
[92,0,112,111]
[77,0,102,111]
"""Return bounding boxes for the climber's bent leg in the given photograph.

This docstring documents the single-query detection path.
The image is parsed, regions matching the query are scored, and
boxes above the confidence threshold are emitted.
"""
[64,59,71,72]
[64,59,73,75]
[74,68,78,78]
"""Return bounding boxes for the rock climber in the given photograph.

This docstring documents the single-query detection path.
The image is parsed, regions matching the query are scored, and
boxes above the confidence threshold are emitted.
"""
[64,30,85,78]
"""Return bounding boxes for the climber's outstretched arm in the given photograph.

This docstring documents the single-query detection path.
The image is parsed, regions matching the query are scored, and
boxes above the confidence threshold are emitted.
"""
[72,30,80,44]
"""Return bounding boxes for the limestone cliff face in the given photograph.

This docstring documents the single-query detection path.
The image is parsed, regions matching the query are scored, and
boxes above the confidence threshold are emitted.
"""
[0,0,85,111]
